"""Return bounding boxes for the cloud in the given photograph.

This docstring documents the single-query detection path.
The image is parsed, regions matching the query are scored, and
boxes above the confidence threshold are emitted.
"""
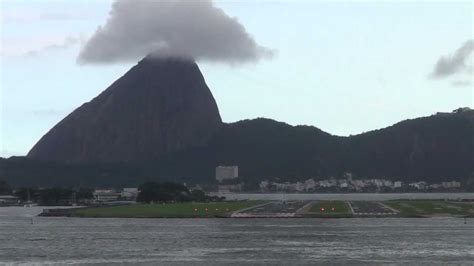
[430,40,473,78]
[23,36,86,57]
[77,0,274,65]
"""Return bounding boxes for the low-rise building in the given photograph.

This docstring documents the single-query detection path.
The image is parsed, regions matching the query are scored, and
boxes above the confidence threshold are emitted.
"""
[383,180,393,188]
[429,184,442,189]
[253,178,462,193]
[295,182,305,192]
[409,182,426,190]
[93,190,121,202]
[304,179,317,192]
[121,188,139,201]
[393,181,402,188]
[0,195,19,205]
[351,180,366,191]
[372,179,384,188]
[442,181,461,189]
[340,181,349,188]
[319,180,333,188]
[259,181,270,192]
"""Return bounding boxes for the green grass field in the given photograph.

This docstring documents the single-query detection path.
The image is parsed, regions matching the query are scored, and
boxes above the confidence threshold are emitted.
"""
[69,199,473,218]
[305,201,352,218]
[73,201,264,218]
[386,200,474,217]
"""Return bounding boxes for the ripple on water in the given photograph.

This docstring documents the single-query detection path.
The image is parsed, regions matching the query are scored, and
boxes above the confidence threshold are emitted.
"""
[0,209,473,264]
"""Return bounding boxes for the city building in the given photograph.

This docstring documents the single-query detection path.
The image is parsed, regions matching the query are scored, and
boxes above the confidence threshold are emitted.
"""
[295,182,305,192]
[259,181,270,192]
[372,179,384,188]
[0,195,19,205]
[215,166,239,182]
[393,181,402,188]
[383,180,393,188]
[409,182,426,190]
[429,184,442,189]
[259,177,463,193]
[121,188,139,201]
[340,181,349,188]
[319,180,334,188]
[351,180,366,191]
[304,179,317,192]
[442,181,461,189]
[93,190,121,202]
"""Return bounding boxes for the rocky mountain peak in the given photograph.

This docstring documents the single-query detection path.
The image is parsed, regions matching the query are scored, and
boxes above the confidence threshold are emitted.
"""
[28,56,222,162]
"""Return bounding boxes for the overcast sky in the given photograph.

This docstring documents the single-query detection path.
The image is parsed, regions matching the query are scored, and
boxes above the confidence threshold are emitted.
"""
[1,0,473,157]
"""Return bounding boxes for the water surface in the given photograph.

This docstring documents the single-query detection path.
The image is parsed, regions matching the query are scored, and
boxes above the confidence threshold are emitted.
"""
[0,207,473,265]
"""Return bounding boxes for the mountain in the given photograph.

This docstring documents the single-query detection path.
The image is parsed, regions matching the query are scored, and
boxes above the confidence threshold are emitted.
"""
[342,108,474,183]
[2,56,472,188]
[2,109,473,188]
[207,118,344,179]
[164,109,473,184]
[27,56,222,162]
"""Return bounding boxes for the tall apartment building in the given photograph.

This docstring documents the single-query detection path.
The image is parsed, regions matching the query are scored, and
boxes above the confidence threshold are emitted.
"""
[215,166,239,182]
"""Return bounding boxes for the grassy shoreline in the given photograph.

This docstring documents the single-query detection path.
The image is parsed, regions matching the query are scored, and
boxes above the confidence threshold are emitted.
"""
[71,201,265,218]
[384,200,474,218]
[41,199,474,218]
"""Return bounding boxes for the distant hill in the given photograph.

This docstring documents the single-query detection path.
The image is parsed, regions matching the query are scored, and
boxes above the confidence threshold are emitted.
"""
[1,109,473,188]
[342,109,474,183]
[166,109,474,184]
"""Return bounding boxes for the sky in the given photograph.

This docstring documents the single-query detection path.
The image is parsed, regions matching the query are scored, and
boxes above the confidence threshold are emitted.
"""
[1,0,473,157]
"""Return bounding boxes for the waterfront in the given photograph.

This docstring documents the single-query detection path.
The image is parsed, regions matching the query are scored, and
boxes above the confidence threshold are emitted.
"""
[1,207,473,265]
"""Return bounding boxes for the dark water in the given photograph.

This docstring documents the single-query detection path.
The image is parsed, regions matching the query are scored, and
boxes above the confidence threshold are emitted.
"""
[1,207,473,265]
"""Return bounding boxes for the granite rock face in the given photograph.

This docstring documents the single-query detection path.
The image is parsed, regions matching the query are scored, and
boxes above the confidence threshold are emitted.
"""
[28,56,222,162]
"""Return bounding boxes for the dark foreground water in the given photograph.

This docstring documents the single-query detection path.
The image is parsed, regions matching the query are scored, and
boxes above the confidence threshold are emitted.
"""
[1,207,473,265]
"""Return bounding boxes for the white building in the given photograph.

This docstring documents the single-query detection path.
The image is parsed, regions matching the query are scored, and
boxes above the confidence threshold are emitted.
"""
[442,181,461,189]
[121,188,139,200]
[351,180,366,191]
[344,172,353,181]
[295,182,305,192]
[372,179,384,187]
[393,181,402,188]
[304,179,317,191]
[273,182,295,191]
[383,180,393,188]
[429,184,442,189]
[319,180,337,188]
[259,181,270,192]
[215,166,239,182]
[93,190,121,202]
[0,195,19,205]
[409,182,426,190]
